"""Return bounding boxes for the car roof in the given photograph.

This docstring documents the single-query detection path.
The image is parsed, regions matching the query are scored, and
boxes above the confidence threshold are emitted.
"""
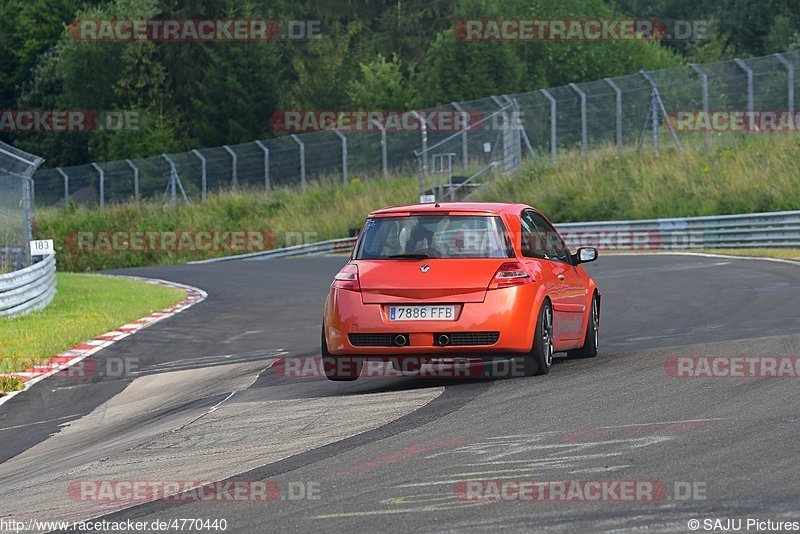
[369,202,530,216]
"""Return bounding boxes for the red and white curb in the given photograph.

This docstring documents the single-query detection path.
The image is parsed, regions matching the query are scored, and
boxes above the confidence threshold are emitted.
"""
[0,276,207,407]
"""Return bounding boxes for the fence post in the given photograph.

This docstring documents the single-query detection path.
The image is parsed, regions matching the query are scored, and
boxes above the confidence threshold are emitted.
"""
[689,64,710,149]
[491,96,515,174]
[162,154,189,207]
[191,149,207,201]
[333,130,348,184]
[371,120,388,179]
[604,78,623,153]
[451,102,469,170]
[734,58,755,131]
[254,141,270,191]
[56,167,69,206]
[415,151,425,202]
[90,162,104,209]
[541,89,557,164]
[222,145,238,190]
[639,71,660,151]
[495,95,534,162]
[410,111,427,174]
[774,53,794,116]
[21,177,32,264]
[512,97,536,161]
[290,134,306,189]
[124,160,140,206]
[568,83,588,157]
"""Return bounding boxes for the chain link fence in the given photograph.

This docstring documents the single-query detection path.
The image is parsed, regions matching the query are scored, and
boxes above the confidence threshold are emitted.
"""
[1,141,45,272]
[31,48,800,208]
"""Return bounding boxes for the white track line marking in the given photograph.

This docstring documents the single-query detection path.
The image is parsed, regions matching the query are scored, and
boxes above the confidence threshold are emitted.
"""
[0,413,81,432]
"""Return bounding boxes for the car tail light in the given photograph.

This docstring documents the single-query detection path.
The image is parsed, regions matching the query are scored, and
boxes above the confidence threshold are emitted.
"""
[332,264,361,292]
[488,262,533,290]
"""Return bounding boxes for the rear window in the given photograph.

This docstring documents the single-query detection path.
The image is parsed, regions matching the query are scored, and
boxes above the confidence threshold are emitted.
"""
[354,215,514,259]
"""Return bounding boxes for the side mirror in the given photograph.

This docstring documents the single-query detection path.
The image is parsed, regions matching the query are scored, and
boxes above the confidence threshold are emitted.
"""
[573,247,598,265]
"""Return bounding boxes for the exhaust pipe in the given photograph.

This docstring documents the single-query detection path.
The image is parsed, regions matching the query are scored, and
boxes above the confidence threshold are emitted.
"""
[394,334,407,347]
[438,334,450,346]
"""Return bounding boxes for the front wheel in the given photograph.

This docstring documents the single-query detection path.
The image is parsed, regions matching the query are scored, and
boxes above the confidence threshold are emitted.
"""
[521,300,553,376]
[321,329,362,381]
[567,293,599,359]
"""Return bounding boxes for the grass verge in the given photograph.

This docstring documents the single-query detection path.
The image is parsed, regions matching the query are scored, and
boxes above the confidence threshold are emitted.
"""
[0,273,185,393]
[35,176,419,271]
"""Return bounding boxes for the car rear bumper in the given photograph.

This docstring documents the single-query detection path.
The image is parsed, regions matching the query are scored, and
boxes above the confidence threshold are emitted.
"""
[324,285,538,356]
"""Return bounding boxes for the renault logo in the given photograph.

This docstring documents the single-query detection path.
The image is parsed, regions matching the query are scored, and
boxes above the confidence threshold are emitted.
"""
[420,264,430,273]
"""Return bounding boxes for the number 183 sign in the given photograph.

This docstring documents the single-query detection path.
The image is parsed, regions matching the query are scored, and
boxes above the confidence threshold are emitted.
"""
[29,239,55,256]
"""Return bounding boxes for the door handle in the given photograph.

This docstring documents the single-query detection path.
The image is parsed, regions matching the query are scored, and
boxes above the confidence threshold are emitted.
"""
[557,274,565,280]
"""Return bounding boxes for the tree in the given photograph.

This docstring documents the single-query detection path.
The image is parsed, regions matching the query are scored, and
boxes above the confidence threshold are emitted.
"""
[412,31,527,107]
[347,54,413,109]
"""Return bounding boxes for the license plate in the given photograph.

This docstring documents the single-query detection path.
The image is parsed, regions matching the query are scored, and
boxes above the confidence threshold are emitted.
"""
[389,305,456,321]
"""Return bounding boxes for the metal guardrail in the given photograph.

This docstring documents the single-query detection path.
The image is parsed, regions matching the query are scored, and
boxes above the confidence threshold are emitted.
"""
[192,209,800,265]
[557,210,800,250]
[0,254,57,318]
[189,237,357,264]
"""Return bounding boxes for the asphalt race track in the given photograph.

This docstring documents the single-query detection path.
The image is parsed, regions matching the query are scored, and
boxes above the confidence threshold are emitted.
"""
[2,254,800,533]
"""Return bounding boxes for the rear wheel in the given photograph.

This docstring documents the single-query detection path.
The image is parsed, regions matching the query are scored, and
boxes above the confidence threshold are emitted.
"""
[567,293,599,359]
[321,329,362,381]
[522,300,553,376]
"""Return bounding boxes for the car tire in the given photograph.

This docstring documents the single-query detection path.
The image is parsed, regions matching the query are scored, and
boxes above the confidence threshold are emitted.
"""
[567,293,599,359]
[321,328,362,381]
[522,299,553,376]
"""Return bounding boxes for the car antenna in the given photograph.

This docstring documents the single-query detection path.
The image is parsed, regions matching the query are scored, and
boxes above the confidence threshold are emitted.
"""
[434,202,440,208]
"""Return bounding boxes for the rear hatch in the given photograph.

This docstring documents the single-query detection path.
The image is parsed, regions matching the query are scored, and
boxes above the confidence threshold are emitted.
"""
[356,259,507,303]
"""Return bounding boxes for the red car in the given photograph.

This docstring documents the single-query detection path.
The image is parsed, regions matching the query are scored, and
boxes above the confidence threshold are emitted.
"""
[322,202,600,381]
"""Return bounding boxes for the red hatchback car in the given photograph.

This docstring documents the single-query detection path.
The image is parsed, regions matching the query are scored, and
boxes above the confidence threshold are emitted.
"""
[322,202,600,380]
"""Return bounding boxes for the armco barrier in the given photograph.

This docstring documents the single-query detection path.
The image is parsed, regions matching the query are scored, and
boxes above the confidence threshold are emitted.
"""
[0,254,57,318]
[558,210,800,250]
[189,237,358,264]
[191,209,800,265]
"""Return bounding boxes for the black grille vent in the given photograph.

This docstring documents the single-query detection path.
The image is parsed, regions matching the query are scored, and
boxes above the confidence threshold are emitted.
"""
[448,332,500,346]
[348,333,396,346]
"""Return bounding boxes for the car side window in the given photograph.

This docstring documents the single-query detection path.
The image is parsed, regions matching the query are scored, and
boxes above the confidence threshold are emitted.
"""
[520,211,548,259]
[526,211,571,264]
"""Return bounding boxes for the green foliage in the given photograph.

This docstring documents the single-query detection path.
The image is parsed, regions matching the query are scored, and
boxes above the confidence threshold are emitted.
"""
[347,54,414,109]
[413,31,527,106]
[3,0,798,166]
[286,20,370,108]
[765,14,800,52]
